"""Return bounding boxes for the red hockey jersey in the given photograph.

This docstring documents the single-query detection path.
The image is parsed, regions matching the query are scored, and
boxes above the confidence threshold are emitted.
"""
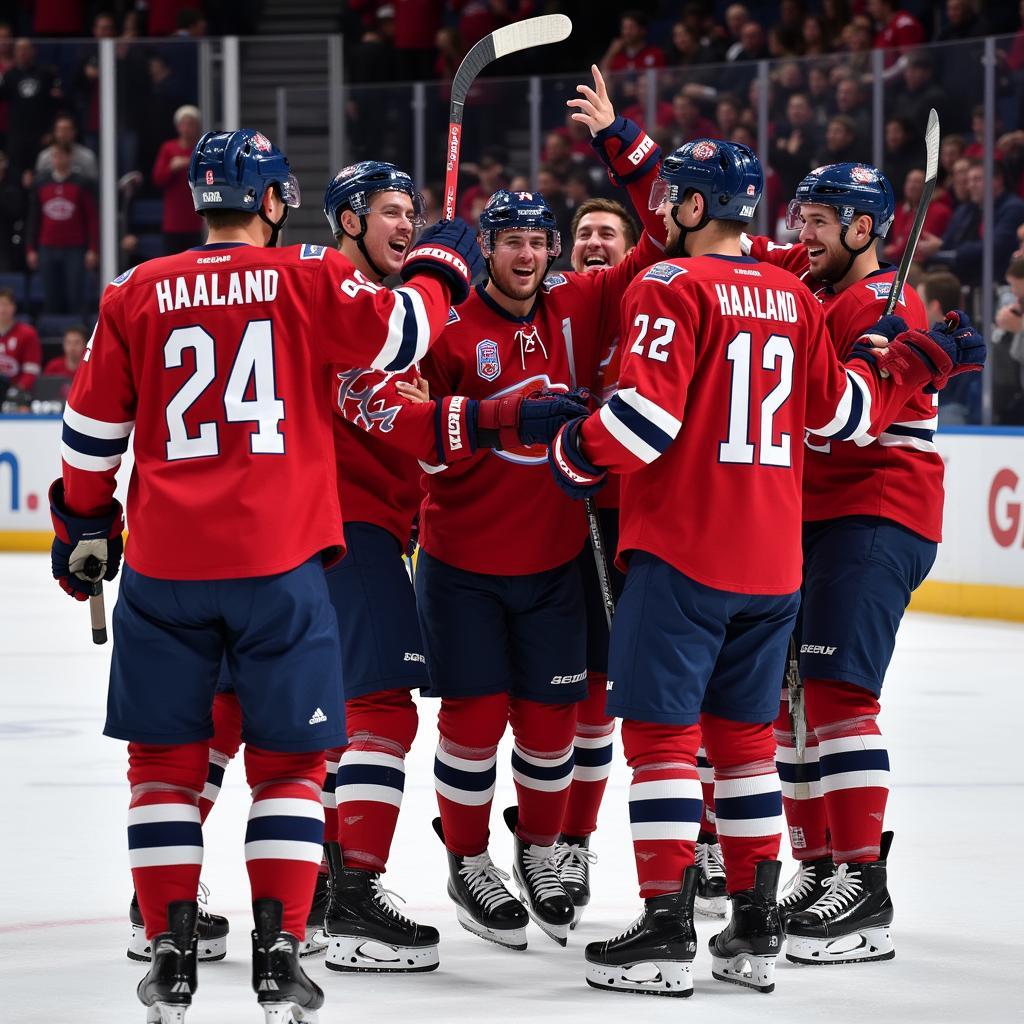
[60,241,452,579]
[0,321,42,391]
[741,235,941,541]
[578,254,935,595]
[418,232,665,576]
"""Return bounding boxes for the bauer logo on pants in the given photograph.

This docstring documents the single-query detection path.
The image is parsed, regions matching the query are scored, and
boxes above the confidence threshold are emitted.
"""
[477,340,500,381]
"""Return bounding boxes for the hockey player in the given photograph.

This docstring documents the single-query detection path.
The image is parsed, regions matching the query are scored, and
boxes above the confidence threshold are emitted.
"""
[741,164,948,965]
[48,128,482,1023]
[546,140,984,996]
[563,198,727,922]
[410,67,670,951]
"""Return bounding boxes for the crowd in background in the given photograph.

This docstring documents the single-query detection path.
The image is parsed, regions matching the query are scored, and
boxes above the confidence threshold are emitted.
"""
[2,1,1024,422]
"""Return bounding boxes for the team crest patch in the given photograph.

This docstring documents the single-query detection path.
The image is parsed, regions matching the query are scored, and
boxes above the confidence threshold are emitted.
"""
[864,280,905,305]
[446,306,460,325]
[205,169,215,185]
[691,140,717,161]
[746,184,757,195]
[476,339,500,381]
[110,266,137,287]
[851,166,877,184]
[249,132,272,152]
[643,262,687,284]
[543,273,567,291]
[300,243,327,261]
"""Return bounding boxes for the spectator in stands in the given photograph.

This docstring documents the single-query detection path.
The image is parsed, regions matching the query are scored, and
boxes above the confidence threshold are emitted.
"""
[563,167,592,213]
[937,0,990,42]
[393,0,444,82]
[883,117,920,198]
[25,143,97,315]
[834,76,871,147]
[71,11,118,149]
[0,150,25,272]
[600,10,666,75]
[622,75,674,132]
[815,115,861,166]
[773,93,821,197]
[542,130,577,180]
[349,5,396,84]
[892,54,947,130]
[434,26,465,87]
[992,256,1024,423]
[722,4,752,61]
[535,164,572,254]
[0,286,41,399]
[666,20,715,67]
[35,114,98,184]
[946,154,972,207]
[139,51,191,177]
[458,151,506,223]
[807,64,833,114]
[939,134,966,187]
[730,20,769,62]
[776,0,808,53]
[920,161,1024,285]
[152,104,204,255]
[2,39,62,186]
[840,15,875,77]
[919,270,979,424]
[668,91,718,149]
[41,323,88,398]
[822,0,854,44]
[802,15,833,56]
[867,0,926,52]
[885,168,953,264]
[772,62,808,119]
[715,95,742,137]
[963,105,1000,159]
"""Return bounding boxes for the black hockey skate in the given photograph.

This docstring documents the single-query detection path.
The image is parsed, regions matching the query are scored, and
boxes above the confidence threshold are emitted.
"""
[554,833,598,929]
[432,816,528,951]
[321,842,439,973]
[299,869,329,957]
[251,899,324,1024]
[128,884,228,962]
[709,860,783,993]
[584,866,699,997]
[503,805,574,946]
[785,831,895,966]
[778,856,835,926]
[136,900,198,1024]
[694,830,728,918]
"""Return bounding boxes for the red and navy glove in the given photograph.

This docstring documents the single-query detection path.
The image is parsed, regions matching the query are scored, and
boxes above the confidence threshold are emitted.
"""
[49,480,124,601]
[592,116,661,187]
[401,217,484,305]
[547,417,607,499]
[434,389,593,464]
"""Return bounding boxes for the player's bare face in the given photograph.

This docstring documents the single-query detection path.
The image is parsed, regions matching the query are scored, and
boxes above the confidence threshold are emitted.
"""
[490,230,549,298]
[571,212,628,272]
[364,191,418,277]
[796,204,846,281]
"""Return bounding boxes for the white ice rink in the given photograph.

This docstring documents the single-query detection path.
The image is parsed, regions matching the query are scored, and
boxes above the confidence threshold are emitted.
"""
[3,551,1022,1023]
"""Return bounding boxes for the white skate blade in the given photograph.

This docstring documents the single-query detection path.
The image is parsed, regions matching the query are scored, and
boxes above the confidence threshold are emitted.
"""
[585,958,693,997]
[695,894,728,919]
[513,877,570,946]
[786,926,894,966]
[326,934,440,973]
[570,905,584,930]
[455,905,527,951]
[145,1002,188,1024]
[129,925,226,963]
[298,927,327,958]
[711,951,777,993]
[260,1003,318,1024]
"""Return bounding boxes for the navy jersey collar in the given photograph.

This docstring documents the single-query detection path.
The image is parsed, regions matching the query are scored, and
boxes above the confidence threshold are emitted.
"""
[188,241,251,251]
[705,253,759,264]
[476,280,540,324]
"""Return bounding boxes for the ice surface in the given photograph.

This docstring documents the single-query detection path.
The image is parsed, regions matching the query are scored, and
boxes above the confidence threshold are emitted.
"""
[2,552,1021,1022]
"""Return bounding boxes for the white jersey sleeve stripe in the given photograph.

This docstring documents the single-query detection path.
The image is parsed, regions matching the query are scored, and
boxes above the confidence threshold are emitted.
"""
[60,442,123,472]
[63,403,135,439]
[598,400,660,464]
[616,386,683,439]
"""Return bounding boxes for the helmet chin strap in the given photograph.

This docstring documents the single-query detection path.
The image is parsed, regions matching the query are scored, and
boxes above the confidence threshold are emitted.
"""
[667,201,711,259]
[340,214,388,282]
[828,223,874,284]
[258,202,289,248]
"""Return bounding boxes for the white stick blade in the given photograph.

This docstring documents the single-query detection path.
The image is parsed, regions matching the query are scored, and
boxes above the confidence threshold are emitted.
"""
[492,14,572,59]
[924,108,940,183]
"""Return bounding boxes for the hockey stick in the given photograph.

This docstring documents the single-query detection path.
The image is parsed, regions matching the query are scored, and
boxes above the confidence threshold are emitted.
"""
[785,636,809,798]
[585,497,615,629]
[883,108,940,317]
[443,14,572,220]
[83,554,108,645]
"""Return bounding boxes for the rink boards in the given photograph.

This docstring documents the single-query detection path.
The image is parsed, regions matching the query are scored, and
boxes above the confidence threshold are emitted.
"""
[2,415,1022,621]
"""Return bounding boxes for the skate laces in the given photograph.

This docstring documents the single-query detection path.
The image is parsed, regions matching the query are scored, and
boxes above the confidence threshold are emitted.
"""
[195,880,216,924]
[460,852,517,913]
[369,877,415,926]
[554,842,598,887]
[523,846,567,903]
[779,861,816,908]
[807,863,863,918]
[696,841,725,881]
[609,912,645,944]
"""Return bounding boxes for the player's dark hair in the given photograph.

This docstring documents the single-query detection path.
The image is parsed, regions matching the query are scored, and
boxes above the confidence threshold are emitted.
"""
[1007,258,1024,280]
[202,209,257,230]
[64,323,89,339]
[0,286,15,303]
[571,198,639,248]
[621,9,649,29]
[921,271,963,311]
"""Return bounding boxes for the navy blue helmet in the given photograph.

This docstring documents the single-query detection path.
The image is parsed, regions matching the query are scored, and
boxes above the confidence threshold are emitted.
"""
[478,189,561,258]
[323,160,425,238]
[786,163,896,239]
[189,129,299,214]
[649,139,762,223]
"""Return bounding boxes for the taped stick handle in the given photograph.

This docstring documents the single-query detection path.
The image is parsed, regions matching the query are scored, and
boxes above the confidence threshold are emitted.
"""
[443,118,463,222]
[89,582,107,645]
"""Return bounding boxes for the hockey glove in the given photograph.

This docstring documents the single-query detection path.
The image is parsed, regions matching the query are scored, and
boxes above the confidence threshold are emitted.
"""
[548,417,607,500]
[401,217,485,305]
[592,116,661,187]
[49,480,124,601]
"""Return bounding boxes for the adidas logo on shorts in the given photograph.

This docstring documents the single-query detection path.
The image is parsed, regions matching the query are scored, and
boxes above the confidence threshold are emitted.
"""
[308,707,327,725]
